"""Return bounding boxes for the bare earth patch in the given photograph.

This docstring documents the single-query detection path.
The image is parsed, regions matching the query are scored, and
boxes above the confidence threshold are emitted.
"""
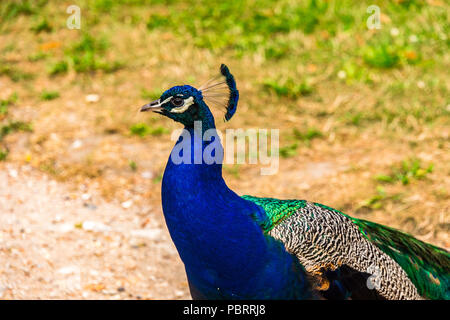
[0,164,190,299]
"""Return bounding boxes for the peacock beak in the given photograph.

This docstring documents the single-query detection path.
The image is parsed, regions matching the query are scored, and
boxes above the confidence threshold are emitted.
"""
[140,99,162,112]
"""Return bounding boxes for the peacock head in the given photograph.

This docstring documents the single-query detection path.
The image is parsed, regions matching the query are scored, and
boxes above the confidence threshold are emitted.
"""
[140,64,239,128]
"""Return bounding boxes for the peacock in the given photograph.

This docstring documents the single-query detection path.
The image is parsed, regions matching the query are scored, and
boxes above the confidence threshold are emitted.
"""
[140,64,450,300]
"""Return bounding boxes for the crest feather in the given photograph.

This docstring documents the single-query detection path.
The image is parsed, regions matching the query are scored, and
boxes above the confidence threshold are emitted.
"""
[199,64,239,121]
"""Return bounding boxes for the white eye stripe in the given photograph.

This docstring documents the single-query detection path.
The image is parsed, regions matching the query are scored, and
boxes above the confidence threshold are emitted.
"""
[159,97,173,105]
[170,96,194,113]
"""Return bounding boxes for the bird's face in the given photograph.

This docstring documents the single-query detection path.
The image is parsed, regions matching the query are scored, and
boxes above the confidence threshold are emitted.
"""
[140,85,205,127]
[140,64,239,126]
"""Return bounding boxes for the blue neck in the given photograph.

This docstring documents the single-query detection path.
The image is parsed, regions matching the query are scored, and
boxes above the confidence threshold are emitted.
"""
[160,123,311,299]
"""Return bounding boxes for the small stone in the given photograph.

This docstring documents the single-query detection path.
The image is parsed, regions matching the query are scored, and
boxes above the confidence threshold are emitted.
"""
[174,290,184,297]
[71,140,83,149]
[56,223,73,233]
[57,266,79,275]
[417,81,425,89]
[409,34,418,43]
[121,200,133,209]
[141,171,154,179]
[81,193,91,201]
[102,289,117,295]
[337,70,346,79]
[131,228,161,240]
[117,287,125,292]
[85,94,100,103]
[390,27,399,37]
[83,203,97,210]
[82,221,111,232]
[8,169,18,179]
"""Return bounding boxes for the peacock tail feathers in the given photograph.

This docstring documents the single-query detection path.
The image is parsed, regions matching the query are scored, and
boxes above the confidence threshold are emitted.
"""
[313,202,450,300]
[243,196,450,300]
[349,218,450,300]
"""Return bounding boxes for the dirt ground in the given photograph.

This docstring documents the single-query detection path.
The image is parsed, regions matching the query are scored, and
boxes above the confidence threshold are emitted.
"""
[0,163,190,299]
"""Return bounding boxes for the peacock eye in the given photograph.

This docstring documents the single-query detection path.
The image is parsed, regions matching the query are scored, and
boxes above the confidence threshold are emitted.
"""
[171,97,184,107]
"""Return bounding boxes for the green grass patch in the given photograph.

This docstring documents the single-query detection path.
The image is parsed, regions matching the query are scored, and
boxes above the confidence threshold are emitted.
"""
[0,148,8,161]
[28,51,48,62]
[0,121,33,140]
[130,123,169,137]
[263,78,313,98]
[30,17,52,33]
[359,186,386,210]
[141,88,162,100]
[0,0,42,24]
[375,158,433,185]
[223,164,240,178]
[293,127,323,142]
[279,142,298,158]
[363,42,401,69]
[129,160,137,171]
[144,0,354,56]
[66,34,123,73]
[40,90,60,101]
[48,60,69,76]
[0,92,18,115]
[0,64,34,82]
[358,186,402,211]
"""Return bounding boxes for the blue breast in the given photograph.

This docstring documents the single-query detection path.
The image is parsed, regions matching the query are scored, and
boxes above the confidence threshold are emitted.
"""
[160,127,311,299]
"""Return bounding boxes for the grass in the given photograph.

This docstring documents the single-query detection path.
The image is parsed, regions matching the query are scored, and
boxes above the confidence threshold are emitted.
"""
[279,127,324,157]
[0,92,18,115]
[28,51,48,62]
[48,60,68,76]
[0,63,35,82]
[0,121,33,140]
[130,123,169,137]
[40,90,59,101]
[0,91,28,161]
[263,78,313,98]
[67,34,123,73]
[363,42,401,69]
[46,34,123,75]
[0,148,8,161]
[0,0,39,24]
[279,143,298,158]
[358,186,402,211]
[141,88,163,101]
[129,160,138,171]
[375,158,434,185]
[30,17,52,33]
[293,127,323,142]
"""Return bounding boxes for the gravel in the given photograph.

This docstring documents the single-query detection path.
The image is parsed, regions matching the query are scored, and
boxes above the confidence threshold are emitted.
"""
[0,164,190,299]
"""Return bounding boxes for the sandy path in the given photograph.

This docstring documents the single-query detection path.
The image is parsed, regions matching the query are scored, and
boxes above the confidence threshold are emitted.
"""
[0,164,190,299]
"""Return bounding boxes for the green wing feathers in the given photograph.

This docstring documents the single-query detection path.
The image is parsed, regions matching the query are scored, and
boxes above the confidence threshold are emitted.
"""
[311,203,449,300]
[349,217,450,300]
[243,196,450,300]
[241,195,306,233]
